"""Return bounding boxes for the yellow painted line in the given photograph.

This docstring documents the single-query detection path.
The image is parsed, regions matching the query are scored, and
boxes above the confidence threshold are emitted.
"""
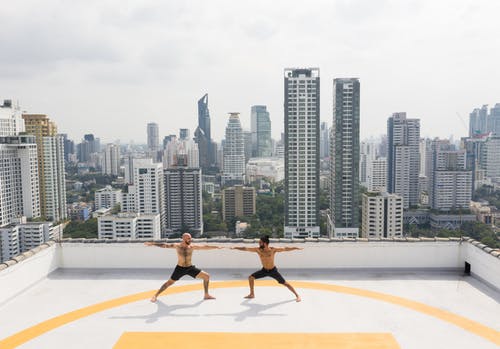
[113,332,401,349]
[0,280,498,348]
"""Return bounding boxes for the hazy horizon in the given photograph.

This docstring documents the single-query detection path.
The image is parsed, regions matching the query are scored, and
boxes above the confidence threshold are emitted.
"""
[2,0,499,144]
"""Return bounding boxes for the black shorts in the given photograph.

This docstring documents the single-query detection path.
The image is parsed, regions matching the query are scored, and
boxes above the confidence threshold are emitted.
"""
[251,267,286,284]
[170,265,202,281]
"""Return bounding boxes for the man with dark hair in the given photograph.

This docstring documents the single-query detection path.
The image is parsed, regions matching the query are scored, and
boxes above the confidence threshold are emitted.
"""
[231,235,302,302]
[145,233,221,302]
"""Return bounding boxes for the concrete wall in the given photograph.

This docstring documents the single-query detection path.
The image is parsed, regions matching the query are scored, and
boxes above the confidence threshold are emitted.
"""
[59,241,463,270]
[463,243,500,291]
[0,244,59,306]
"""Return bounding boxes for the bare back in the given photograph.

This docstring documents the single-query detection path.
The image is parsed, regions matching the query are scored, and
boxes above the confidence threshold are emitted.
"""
[256,247,277,269]
[176,244,194,267]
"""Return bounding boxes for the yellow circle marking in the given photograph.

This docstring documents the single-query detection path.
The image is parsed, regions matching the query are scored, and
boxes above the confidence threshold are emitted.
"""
[0,280,498,348]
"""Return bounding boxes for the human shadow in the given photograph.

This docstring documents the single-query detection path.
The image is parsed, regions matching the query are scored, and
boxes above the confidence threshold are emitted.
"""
[109,299,204,323]
[206,299,296,322]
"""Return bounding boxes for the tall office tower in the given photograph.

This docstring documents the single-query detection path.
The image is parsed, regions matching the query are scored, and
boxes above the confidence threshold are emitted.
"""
[469,105,489,137]
[429,139,472,211]
[250,105,272,157]
[378,135,388,158]
[0,136,41,226]
[147,122,160,152]
[164,154,203,236]
[222,185,256,222]
[359,141,377,189]
[361,192,403,238]
[23,114,66,221]
[77,134,100,163]
[319,122,330,159]
[330,78,360,238]
[179,128,190,140]
[387,112,420,209]
[284,68,320,238]
[370,157,387,192]
[163,137,199,169]
[61,134,75,163]
[489,103,500,135]
[243,130,252,164]
[0,99,24,136]
[482,135,500,179]
[222,113,245,185]
[132,159,164,232]
[195,94,215,172]
[103,143,120,176]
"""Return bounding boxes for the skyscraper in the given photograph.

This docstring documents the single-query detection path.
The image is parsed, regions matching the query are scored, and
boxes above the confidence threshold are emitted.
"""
[361,192,403,238]
[387,113,420,209]
[164,153,203,236]
[103,143,120,176]
[23,114,66,221]
[223,113,245,185]
[195,94,215,172]
[250,105,272,157]
[488,103,500,136]
[319,122,330,159]
[284,68,320,238]
[469,105,488,137]
[330,78,360,238]
[147,122,160,161]
[429,139,472,211]
[0,100,24,136]
[0,136,41,226]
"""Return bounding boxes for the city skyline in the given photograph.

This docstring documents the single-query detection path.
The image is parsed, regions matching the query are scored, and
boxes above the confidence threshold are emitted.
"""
[2,0,499,143]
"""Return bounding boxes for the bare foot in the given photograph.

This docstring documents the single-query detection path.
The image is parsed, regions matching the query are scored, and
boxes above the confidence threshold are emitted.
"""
[296,296,301,302]
[244,294,255,299]
[204,294,216,300]
[150,296,157,303]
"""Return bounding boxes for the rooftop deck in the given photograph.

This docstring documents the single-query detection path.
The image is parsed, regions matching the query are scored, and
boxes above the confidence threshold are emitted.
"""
[0,239,499,348]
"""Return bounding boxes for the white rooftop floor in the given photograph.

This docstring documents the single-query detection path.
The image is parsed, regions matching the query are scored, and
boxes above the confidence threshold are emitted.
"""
[0,269,499,349]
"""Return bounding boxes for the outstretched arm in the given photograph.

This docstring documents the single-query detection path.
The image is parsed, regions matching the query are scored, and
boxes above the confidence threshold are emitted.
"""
[272,247,303,252]
[144,242,177,248]
[192,245,223,250]
[230,246,260,252]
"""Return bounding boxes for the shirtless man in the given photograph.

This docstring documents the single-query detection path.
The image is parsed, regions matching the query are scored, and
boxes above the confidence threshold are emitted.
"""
[145,233,221,302]
[231,235,302,302]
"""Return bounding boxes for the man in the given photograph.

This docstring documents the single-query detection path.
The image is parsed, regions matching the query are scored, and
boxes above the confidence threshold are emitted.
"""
[145,233,221,302]
[231,235,302,302]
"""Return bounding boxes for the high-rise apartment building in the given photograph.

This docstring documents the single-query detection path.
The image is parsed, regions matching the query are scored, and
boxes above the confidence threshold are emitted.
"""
[131,159,164,232]
[482,135,500,180]
[489,103,500,136]
[284,68,320,238]
[0,136,41,226]
[103,143,120,176]
[179,128,190,140]
[360,141,377,189]
[330,78,360,238]
[222,185,256,222]
[387,113,420,209]
[164,156,203,236]
[0,99,24,136]
[22,114,66,221]
[469,105,489,137]
[429,139,472,211]
[243,130,252,164]
[361,192,403,238]
[251,105,272,157]
[370,157,387,192]
[319,122,330,159]
[223,113,245,185]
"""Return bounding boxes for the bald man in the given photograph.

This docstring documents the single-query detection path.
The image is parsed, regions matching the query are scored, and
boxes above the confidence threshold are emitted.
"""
[145,233,221,302]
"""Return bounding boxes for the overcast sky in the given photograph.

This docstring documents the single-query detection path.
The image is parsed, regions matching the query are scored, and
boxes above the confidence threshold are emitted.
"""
[2,0,499,144]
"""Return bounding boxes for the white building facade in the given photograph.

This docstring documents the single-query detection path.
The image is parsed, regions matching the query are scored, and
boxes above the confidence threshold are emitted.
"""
[361,192,403,238]
[98,213,160,239]
[95,186,122,210]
